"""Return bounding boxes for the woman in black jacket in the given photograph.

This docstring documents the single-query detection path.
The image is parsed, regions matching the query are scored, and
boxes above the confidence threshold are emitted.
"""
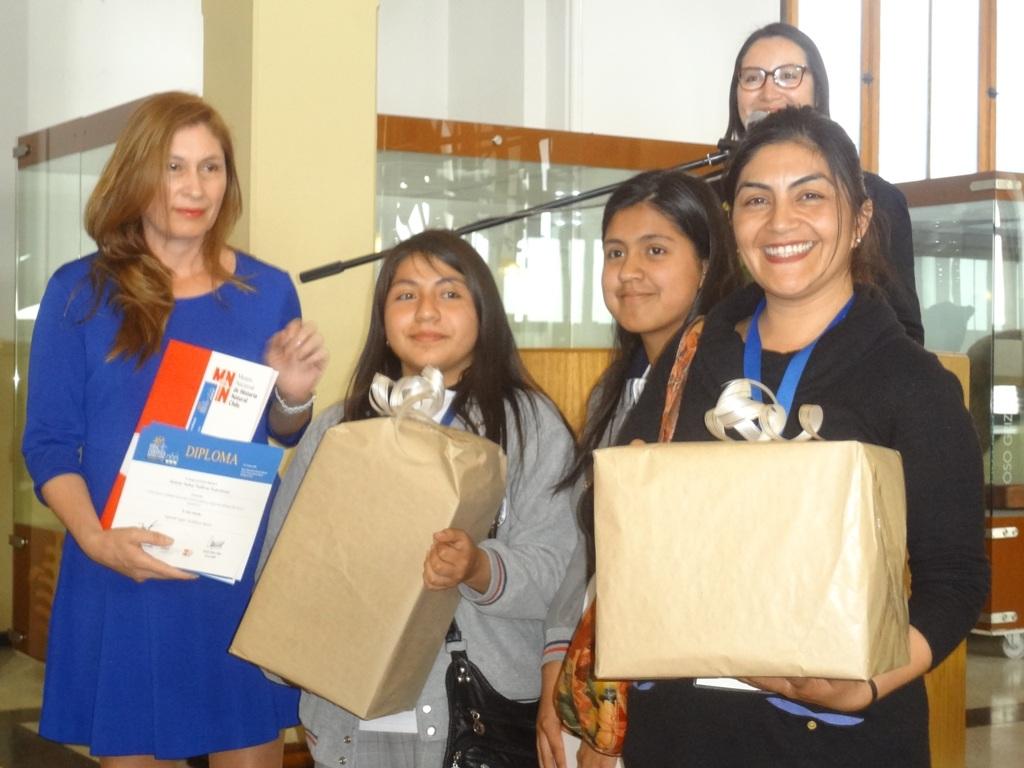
[621,107,988,768]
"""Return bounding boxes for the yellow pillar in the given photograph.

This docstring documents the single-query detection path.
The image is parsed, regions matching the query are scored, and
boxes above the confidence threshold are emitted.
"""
[203,0,378,405]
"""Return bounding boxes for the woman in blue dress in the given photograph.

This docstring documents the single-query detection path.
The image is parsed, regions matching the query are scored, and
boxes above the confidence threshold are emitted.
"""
[21,91,327,767]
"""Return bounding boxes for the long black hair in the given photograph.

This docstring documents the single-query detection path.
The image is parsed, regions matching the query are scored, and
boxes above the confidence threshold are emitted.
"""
[724,23,831,142]
[724,106,889,289]
[343,229,538,451]
[561,169,742,491]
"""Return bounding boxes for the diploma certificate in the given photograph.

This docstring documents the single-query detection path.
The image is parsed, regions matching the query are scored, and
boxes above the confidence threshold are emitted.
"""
[112,423,284,582]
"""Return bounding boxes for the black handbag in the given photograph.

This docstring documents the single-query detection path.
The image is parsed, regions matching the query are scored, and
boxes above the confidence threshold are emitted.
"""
[442,624,540,768]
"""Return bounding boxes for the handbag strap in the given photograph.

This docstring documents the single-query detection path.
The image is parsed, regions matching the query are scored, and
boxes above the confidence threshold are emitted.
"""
[446,620,462,644]
[445,619,470,659]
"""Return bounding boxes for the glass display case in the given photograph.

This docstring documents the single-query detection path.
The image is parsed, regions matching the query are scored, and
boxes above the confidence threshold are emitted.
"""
[376,148,631,348]
[375,115,721,350]
[11,138,112,658]
[902,171,1024,657]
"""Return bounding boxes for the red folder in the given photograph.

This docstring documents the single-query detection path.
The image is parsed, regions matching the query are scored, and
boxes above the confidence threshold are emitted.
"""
[100,340,270,528]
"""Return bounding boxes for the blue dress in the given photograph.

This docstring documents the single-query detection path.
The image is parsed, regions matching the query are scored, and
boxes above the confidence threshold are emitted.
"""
[22,252,302,758]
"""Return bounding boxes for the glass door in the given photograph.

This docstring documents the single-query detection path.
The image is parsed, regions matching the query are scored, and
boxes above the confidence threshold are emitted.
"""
[10,139,111,660]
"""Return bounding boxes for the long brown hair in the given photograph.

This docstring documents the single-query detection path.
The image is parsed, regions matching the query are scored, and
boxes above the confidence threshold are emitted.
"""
[85,91,244,363]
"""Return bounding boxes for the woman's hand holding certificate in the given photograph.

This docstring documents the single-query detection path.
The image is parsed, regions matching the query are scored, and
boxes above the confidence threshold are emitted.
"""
[111,424,283,582]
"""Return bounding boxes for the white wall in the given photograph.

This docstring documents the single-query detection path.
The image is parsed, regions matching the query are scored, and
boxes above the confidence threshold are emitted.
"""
[377,0,779,143]
[449,2,527,126]
[573,0,777,142]
[24,0,204,133]
[377,0,451,122]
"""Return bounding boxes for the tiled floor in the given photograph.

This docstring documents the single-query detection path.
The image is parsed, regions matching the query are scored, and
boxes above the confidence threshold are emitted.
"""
[2,637,1022,767]
[0,646,95,767]
[964,634,1024,767]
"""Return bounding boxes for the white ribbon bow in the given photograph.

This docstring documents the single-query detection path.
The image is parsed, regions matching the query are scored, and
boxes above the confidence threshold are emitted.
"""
[369,366,447,420]
[704,378,824,442]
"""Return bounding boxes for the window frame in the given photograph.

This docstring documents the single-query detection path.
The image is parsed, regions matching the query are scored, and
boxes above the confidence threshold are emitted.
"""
[787,0,997,178]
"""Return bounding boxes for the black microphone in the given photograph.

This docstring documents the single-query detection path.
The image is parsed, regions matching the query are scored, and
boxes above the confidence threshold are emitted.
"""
[299,140,734,283]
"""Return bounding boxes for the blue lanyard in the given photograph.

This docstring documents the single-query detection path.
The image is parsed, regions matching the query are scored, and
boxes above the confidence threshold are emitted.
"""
[440,402,457,427]
[743,295,854,420]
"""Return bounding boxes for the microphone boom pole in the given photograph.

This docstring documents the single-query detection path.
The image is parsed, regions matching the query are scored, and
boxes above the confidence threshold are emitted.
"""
[299,148,729,283]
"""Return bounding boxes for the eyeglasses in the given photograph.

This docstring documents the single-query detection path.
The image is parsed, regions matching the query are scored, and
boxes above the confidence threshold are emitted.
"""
[738,64,807,91]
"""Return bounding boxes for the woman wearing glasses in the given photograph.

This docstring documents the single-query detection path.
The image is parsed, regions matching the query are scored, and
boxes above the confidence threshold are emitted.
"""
[722,23,923,344]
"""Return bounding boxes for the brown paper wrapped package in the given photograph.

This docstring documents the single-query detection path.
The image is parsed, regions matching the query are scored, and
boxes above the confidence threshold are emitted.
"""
[230,416,507,719]
[593,440,909,681]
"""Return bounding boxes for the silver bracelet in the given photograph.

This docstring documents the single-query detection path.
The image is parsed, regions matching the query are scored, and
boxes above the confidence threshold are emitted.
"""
[273,386,315,415]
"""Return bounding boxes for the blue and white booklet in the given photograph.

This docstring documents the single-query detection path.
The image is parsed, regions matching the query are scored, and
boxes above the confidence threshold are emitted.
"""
[111,423,283,582]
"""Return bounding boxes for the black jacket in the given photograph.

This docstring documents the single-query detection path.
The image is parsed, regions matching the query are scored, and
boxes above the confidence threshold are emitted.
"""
[865,172,924,344]
[621,284,987,768]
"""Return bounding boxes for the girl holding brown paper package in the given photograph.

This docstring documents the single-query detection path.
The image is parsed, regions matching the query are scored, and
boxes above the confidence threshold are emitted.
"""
[619,108,988,767]
[535,169,742,768]
[258,229,577,768]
